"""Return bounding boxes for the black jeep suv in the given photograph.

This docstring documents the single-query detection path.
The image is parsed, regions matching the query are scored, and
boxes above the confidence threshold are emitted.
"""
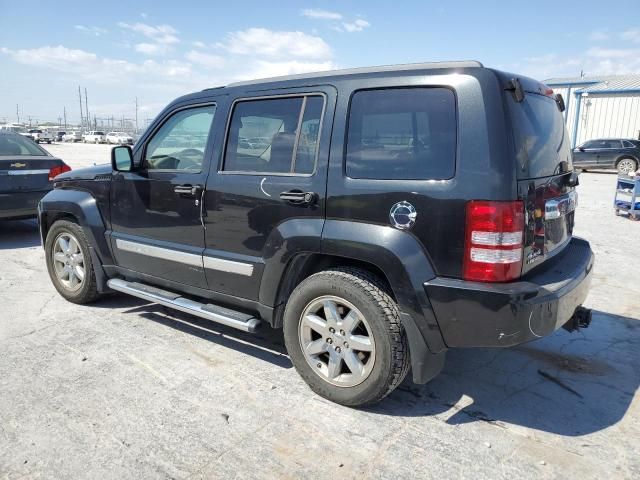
[38,61,594,406]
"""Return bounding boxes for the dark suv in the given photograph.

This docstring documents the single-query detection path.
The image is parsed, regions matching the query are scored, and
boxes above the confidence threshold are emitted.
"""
[572,138,640,174]
[38,61,594,406]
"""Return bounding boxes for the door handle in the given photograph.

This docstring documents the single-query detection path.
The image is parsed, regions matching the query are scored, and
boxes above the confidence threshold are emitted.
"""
[174,184,202,197]
[280,190,318,205]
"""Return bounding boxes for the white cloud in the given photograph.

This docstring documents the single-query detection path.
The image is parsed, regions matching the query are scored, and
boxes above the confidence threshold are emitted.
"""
[0,45,193,84]
[589,30,609,41]
[185,50,225,69]
[301,9,343,20]
[140,13,148,19]
[621,29,640,43]
[217,28,331,60]
[192,41,206,48]
[517,47,640,79]
[75,25,108,36]
[135,43,169,56]
[341,19,370,33]
[118,22,179,45]
[244,60,336,80]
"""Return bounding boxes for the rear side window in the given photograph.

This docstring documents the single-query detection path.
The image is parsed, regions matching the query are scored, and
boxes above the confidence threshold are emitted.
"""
[223,95,324,175]
[346,88,456,180]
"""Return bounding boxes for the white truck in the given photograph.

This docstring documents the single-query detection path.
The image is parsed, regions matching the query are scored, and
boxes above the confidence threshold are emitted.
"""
[24,129,53,144]
[83,131,106,143]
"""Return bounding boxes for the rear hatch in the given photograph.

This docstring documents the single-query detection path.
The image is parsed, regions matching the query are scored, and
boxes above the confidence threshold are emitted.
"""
[0,156,61,193]
[503,76,576,274]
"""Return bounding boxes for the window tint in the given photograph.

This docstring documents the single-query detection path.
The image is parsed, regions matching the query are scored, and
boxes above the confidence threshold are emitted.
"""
[224,95,324,174]
[346,88,456,180]
[603,140,622,148]
[623,140,635,148]
[508,93,572,178]
[145,105,215,171]
[581,140,597,149]
[0,134,48,156]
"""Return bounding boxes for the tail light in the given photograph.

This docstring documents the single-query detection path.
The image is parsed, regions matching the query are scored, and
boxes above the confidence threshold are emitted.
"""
[48,163,71,181]
[463,200,525,282]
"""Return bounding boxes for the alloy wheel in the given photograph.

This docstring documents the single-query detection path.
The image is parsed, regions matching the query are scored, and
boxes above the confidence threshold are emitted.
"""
[52,233,86,292]
[298,295,376,387]
[618,159,636,174]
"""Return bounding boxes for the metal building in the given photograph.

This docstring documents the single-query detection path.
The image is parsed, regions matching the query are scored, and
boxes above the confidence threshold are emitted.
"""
[544,74,640,147]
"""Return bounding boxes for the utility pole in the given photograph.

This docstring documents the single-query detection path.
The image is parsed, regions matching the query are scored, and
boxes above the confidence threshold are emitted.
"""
[16,104,19,124]
[78,86,84,130]
[63,106,67,130]
[135,97,139,134]
[84,88,89,132]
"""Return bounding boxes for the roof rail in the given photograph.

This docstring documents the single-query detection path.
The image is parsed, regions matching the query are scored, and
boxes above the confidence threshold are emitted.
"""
[226,60,483,88]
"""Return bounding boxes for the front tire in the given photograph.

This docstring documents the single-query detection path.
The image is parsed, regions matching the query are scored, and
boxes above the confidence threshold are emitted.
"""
[283,268,410,406]
[45,220,100,304]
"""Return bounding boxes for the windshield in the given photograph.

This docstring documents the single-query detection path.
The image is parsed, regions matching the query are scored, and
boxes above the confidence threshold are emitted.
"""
[508,93,573,179]
[0,134,49,156]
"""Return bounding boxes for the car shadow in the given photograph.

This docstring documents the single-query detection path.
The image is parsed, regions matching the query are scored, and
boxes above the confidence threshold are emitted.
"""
[91,294,638,436]
[0,219,41,249]
[369,309,639,436]
[94,293,292,369]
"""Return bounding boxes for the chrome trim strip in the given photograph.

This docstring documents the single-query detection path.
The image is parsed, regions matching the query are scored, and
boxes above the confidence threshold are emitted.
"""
[203,256,254,276]
[545,191,578,220]
[115,239,203,268]
[6,169,50,175]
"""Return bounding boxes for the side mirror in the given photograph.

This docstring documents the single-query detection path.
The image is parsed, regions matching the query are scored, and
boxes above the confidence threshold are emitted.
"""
[111,146,134,172]
[579,147,585,152]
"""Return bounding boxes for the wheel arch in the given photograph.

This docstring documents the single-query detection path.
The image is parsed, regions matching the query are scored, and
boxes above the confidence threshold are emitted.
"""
[39,189,114,266]
[615,155,639,168]
[262,219,447,384]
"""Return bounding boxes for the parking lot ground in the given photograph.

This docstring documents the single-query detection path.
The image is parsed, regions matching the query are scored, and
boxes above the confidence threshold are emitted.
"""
[0,143,639,479]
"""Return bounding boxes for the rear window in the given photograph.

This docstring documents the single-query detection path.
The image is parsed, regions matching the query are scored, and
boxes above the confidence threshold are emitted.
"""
[346,88,456,180]
[508,93,573,179]
[0,134,49,156]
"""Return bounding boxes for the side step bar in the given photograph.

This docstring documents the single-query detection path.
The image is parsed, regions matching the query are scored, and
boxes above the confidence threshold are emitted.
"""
[107,278,262,333]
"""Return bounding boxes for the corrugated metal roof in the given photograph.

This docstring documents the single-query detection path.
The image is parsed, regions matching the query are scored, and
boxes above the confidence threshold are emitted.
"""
[544,76,604,86]
[578,75,640,92]
[544,74,640,93]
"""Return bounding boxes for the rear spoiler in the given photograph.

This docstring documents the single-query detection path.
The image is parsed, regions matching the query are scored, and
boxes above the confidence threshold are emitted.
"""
[505,77,565,112]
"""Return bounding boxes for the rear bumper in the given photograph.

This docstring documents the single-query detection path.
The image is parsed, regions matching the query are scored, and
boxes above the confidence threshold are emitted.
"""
[425,237,594,348]
[0,190,50,219]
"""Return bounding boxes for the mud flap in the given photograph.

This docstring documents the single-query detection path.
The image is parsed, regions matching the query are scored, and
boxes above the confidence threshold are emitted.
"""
[400,312,446,384]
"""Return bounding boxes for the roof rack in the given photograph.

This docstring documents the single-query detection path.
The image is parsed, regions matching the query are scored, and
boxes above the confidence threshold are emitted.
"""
[224,60,483,88]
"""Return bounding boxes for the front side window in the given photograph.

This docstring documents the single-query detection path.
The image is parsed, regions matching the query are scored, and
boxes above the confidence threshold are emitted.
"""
[223,95,324,174]
[145,105,215,171]
[346,88,456,180]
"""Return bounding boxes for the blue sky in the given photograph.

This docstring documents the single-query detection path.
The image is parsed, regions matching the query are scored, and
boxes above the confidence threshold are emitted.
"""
[1,0,639,124]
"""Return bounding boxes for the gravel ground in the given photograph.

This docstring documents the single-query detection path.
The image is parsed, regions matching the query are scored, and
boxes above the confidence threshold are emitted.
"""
[0,142,638,479]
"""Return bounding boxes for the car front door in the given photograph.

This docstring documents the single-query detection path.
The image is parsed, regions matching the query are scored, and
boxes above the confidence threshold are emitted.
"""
[202,87,336,302]
[109,102,217,290]
[574,140,598,167]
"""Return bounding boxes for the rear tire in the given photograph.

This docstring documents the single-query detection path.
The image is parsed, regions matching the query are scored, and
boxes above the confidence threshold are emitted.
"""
[617,158,637,175]
[45,220,100,304]
[283,268,410,406]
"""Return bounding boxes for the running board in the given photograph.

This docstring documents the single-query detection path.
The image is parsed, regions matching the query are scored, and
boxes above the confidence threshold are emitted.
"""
[107,278,262,333]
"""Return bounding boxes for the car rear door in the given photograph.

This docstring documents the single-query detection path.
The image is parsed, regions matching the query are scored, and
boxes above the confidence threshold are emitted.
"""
[109,102,218,290]
[597,139,623,167]
[202,87,335,301]
[506,87,577,273]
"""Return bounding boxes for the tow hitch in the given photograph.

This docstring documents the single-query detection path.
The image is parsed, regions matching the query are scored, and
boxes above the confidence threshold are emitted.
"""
[562,306,592,332]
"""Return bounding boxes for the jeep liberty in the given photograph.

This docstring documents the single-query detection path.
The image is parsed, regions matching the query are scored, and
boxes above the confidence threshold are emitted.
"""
[38,61,594,406]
